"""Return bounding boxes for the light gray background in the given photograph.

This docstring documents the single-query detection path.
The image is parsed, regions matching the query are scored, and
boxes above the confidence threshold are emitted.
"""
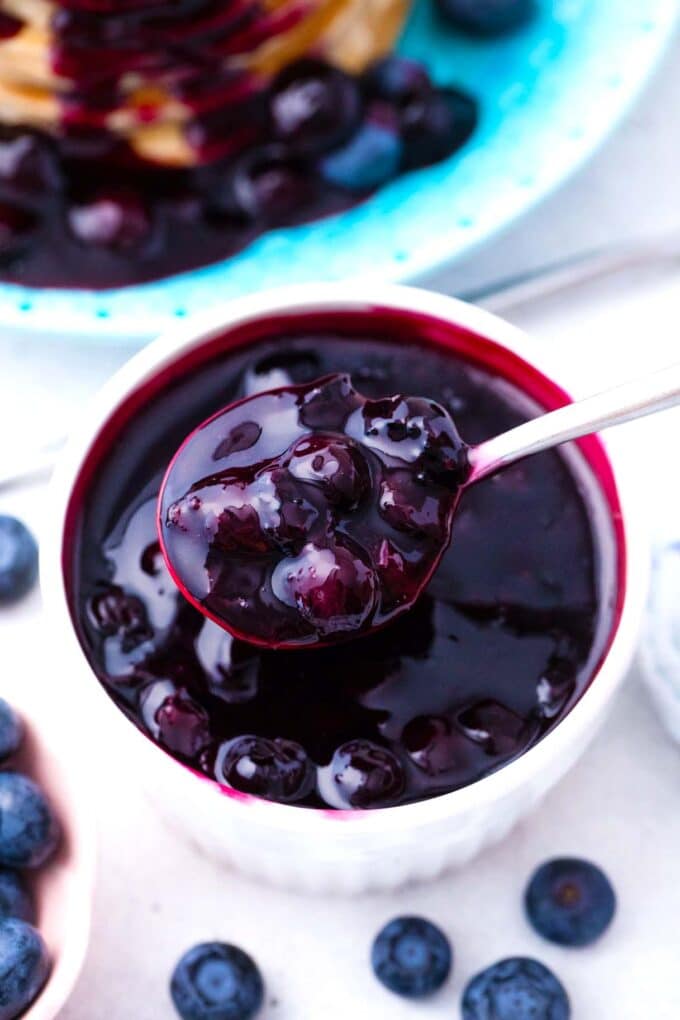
[1,31,679,1020]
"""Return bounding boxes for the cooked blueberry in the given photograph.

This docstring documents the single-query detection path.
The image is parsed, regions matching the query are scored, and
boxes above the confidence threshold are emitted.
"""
[401,88,478,170]
[403,715,472,776]
[320,739,405,809]
[536,659,575,719]
[0,516,38,603]
[171,942,264,1020]
[270,58,361,154]
[364,56,432,106]
[67,189,151,250]
[287,434,371,509]
[319,106,402,193]
[233,148,310,222]
[271,541,378,637]
[0,203,35,262]
[155,692,212,760]
[372,916,452,998]
[436,0,536,35]
[0,870,34,925]
[463,957,570,1019]
[88,587,152,652]
[525,858,616,947]
[0,773,60,869]
[0,700,22,763]
[379,472,446,540]
[0,918,50,1020]
[0,132,61,204]
[216,735,313,803]
[458,700,531,756]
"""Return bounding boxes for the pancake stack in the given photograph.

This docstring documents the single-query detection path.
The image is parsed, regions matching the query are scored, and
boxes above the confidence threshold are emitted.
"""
[0,0,411,167]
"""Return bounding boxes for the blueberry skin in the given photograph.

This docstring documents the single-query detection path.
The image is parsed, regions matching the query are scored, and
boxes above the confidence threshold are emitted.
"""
[462,957,570,1020]
[436,0,536,36]
[371,916,452,998]
[0,871,35,924]
[401,88,478,170]
[0,773,60,870]
[0,918,50,1020]
[320,113,402,193]
[0,701,23,763]
[171,942,264,1020]
[525,858,616,947]
[0,516,38,604]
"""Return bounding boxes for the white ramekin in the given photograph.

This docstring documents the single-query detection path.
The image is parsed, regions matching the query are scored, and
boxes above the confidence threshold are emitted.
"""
[43,284,649,895]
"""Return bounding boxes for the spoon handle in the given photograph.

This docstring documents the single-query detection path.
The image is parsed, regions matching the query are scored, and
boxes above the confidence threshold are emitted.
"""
[467,361,680,484]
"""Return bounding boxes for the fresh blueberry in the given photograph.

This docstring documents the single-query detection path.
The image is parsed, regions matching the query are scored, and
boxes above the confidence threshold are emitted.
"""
[0,870,35,924]
[0,918,50,1020]
[270,58,362,154]
[372,916,452,998]
[0,773,60,869]
[0,700,23,763]
[67,189,151,250]
[319,106,402,193]
[525,858,616,947]
[363,56,432,107]
[0,516,38,604]
[436,0,536,36]
[462,957,570,1019]
[170,942,264,1020]
[319,739,405,809]
[401,88,478,170]
[233,147,310,223]
[215,735,313,803]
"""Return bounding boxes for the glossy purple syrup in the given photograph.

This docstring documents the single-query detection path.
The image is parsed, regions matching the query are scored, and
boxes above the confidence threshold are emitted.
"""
[159,373,468,648]
[70,325,615,809]
[0,2,478,289]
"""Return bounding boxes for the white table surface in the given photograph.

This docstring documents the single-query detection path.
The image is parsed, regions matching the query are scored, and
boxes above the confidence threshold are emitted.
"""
[2,35,680,1020]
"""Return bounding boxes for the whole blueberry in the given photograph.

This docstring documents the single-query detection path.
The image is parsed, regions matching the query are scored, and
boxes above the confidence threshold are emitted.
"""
[0,773,60,870]
[67,188,151,250]
[233,147,310,223]
[0,870,34,925]
[0,918,50,1020]
[0,202,37,263]
[525,858,616,947]
[372,916,452,998]
[0,701,22,763]
[0,516,38,604]
[215,735,313,803]
[363,56,432,106]
[170,942,264,1020]
[320,106,402,193]
[270,58,362,154]
[436,0,536,36]
[462,957,570,1020]
[319,739,405,809]
[401,88,478,170]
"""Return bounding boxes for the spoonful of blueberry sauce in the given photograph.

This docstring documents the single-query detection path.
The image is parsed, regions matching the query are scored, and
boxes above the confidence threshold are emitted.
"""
[159,362,680,649]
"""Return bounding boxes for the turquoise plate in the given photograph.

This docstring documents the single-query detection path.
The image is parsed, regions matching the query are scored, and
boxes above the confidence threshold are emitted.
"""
[1,0,677,340]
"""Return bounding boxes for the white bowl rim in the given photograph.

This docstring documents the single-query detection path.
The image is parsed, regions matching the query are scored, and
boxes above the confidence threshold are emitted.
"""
[42,282,650,837]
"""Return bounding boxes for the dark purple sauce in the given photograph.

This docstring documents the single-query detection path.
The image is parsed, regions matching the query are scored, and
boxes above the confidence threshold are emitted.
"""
[70,327,614,809]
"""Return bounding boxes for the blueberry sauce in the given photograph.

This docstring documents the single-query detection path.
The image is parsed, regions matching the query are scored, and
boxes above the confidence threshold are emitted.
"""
[0,38,477,287]
[68,316,616,809]
[159,373,468,647]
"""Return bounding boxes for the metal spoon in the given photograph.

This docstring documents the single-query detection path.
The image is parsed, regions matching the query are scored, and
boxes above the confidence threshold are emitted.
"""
[466,360,680,484]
